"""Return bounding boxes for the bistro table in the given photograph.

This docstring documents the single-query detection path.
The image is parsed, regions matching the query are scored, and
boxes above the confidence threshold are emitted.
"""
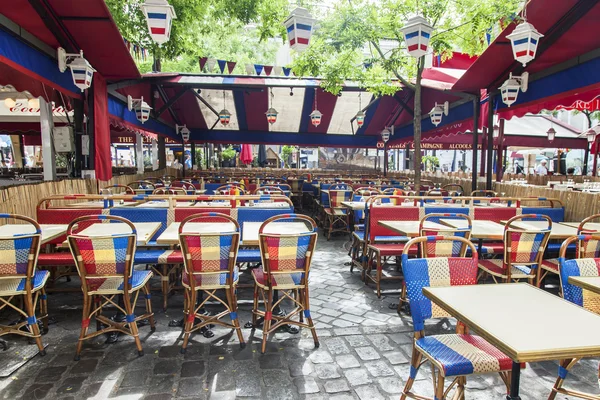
[69,222,161,246]
[378,220,447,237]
[440,219,505,239]
[155,222,237,245]
[561,221,600,232]
[568,276,600,294]
[423,283,600,399]
[0,224,68,244]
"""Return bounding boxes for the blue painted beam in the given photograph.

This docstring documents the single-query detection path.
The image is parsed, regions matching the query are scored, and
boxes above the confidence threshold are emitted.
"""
[232,89,247,131]
[357,96,381,135]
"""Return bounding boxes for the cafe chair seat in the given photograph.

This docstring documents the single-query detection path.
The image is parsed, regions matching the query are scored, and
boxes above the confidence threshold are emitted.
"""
[182,267,239,290]
[0,270,49,295]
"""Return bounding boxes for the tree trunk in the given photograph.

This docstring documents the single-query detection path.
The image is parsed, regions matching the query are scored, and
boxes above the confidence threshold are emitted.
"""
[413,59,424,193]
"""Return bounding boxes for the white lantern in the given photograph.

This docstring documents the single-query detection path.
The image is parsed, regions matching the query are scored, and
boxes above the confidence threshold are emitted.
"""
[429,101,448,127]
[506,22,543,67]
[127,95,152,124]
[587,129,596,143]
[310,110,322,127]
[499,72,528,107]
[546,127,556,142]
[177,124,190,142]
[141,0,177,45]
[266,108,278,124]
[284,7,315,52]
[219,109,231,126]
[381,128,391,143]
[400,16,433,58]
[493,124,500,139]
[355,111,365,127]
[57,48,96,92]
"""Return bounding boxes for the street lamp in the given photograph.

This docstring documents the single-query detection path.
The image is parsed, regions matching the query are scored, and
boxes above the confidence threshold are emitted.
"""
[141,0,177,45]
[546,127,556,142]
[57,48,96,92]
[506,21,543,67]
[127,95,152,124]
[284,8,316,52]
[400,16,433,58]
[499,72,529,107]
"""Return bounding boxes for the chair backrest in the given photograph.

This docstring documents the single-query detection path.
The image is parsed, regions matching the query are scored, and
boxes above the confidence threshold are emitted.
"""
[559,235,600,313]
[442,184,464,196]
[171,181,196,191]
[258,214,318,286]
[127,180,155,190]
[288,179,305,192]
[67,215,136,289]
[426,189,449,197]
[402,236,478,331]
[577,214,600,258]
[419,213,472,257]
[255,186,285,196]
[178,213,240,283]
[471,190,497,197]
[504,214,552,266]
[215,185,245,195]
[327,190,352,208]
[101,184,134,195]
[354,187,381,198]
[152,187,187,195]
[0,214,41,279]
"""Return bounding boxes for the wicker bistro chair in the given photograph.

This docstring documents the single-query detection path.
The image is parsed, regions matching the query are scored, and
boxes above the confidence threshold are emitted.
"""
[324,190,352,240]
[442,183,464,196]
[0,214,47,355]
[471,190,498,197]
[400,236,513,400]
[127,180,156,191]
[215,185,246,195]
[101,184,135,195]
[254,186,285,196]
[549,234,600,400]
[477,214,552,285]
[179,213,244,353]
[251,214,319,353]
[67,215,155,360]
[152,187,187,195]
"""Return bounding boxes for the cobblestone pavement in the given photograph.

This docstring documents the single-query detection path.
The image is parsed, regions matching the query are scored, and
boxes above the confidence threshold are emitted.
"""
[1,231,599,399]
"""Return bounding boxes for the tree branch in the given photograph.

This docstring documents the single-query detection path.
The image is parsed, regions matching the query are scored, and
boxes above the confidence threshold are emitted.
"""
[370,40,415,91]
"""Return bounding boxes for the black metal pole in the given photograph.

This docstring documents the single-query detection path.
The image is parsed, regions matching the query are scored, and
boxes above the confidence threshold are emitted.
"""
[486,94,495,190]
[471,96,480,192]
[583,142,590,175]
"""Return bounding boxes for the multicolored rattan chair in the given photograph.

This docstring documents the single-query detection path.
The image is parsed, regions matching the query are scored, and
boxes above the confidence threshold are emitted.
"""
[478,214,551,284]
[67,215,155,360]
[550,234,600,400]
[101,184,134,195]
[324,190,352,240]
[255,186,285,196]
[0,214,47,355]
[215,185,245,195]
[401,236,513,400]
[251,214,319,353]
[152,187,187,195]
[442,183,464,196]
[179,213,244,352]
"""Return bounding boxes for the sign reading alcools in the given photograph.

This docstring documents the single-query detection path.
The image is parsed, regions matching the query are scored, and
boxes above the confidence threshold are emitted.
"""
[376,141,499,150]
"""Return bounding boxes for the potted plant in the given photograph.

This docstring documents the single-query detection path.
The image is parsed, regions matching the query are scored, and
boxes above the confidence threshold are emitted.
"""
[221,146,236,168]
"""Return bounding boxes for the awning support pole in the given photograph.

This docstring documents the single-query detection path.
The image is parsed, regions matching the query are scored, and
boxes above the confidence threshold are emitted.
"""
[40,97,57,181]
[486,94,495,190]
[471,96,480,192]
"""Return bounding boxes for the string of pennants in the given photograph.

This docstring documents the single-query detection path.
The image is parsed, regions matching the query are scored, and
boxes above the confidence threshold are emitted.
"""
[123,39,150,62]
[199,57,294,76]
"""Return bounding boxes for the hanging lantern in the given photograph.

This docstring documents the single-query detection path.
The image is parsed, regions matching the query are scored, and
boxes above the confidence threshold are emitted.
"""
[219,109,231,126]
[266,108,278,124]
[493,124,500,139]
[587,129,596,143]
[429,101,448,127]
[381,128,391,143]
[127,95,152,124]
[310,110,322,127]
[57,48,95,92]
[355,111,365,127]
[284,7,315,52]
[499,72,528,107]
[506,22,543,67]
[400,16,433,58]
[141,0,177,45]
[177,124,190,142]
[546,127,556,142]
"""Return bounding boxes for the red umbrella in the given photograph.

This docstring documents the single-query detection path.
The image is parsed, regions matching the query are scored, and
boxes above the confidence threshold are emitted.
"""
[240,144,253,165]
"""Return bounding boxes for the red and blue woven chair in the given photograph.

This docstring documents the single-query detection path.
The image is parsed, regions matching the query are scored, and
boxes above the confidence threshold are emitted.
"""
[178,213,244,352]
[400,236,513,400]
[478,214,551,285]
[100,184,135,195]
[0,214,47,355]
[324,189,352,240]
[419,213,472,257]
[67,215,155,360]
[251,214,319,353]
[549,234,600,400]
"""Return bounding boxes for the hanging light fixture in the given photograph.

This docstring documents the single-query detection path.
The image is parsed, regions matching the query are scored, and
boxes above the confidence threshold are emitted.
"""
[219,91,231,126]
[310,88,322,127]
[381,127,391,143]
[265,88,278,124]
[400,16,433,58]
[499,72,529,107]
[57,48,96,92]
[506,21,543,67]
[587,129,596,143]
[141,0,177,45]
[429,101,449,126]
[28,98,40,109]
[355,93,365,128]
[127,95,152,123]
[284,7,316,52]
[546,126,556,142]
[493,124,500,139]
[177,124,190,142]
[4,98,16,108]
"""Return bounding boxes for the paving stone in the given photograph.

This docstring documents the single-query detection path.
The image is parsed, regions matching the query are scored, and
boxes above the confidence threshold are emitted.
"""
[333,327,362,336]
[329,394,356,400]
[314,363,341,379]
[263,370,292,387]
[69,358,98,374]
[181,360,206,378]
[344,368,372,386]
[35,366,68,383]
[335,354,361,369]
[263,385,299,400]
[339,314,365,324]
[289,360,314,377]
[55,376,88,395]
[324,379,351,393]
[323,337,350,355]
[309,350,334,364]
[293,376,320,394]
[377,376,404,394]
[115,386,148,397]
[178,378,208,398]
[158,344,181,358]
[369,334,395,351]
[259,353,283,369]
[365,360,396,377]
[208,389,234,400]
[121,369,150,387]
[236,368,262,397]
[153,359,180,375]
[383,351,409,365]
[354,384,386,400]
[345,335,371,347]
[148,374,176,394]
[355,346,381,361]
[20,383,54,399]
[319,308,342,318]
[332,319,357,328]
[144,394,174,400]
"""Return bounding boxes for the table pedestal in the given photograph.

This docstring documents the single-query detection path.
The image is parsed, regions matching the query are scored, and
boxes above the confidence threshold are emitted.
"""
[507,361,521,400]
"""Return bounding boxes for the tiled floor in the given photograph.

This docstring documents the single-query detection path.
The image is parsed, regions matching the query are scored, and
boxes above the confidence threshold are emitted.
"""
[0,229,599,399]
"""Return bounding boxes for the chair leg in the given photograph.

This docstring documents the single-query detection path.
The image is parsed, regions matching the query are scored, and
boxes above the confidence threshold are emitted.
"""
[303,287,319,348]
[376,255,383,298]
[162,264,169,311]
[181,289,196,353]
[548,358,578,400]
[261,289,273,354]
[143,284,156,332]
[251,285,259,327]
[24,291,45,355]
[75,294,92,360]
[435,370,445,400]
[226,287,245,348]
[401,348,422,400]
[123,293,143,356]
[40,289,49,334]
